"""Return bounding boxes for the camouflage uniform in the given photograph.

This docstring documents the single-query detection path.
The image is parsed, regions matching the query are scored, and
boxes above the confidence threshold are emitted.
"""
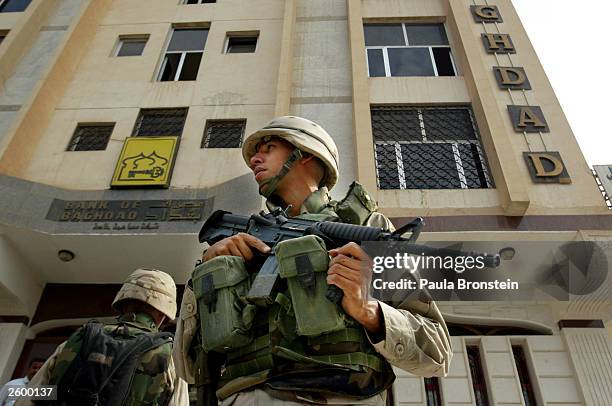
[173,117,452,405]
[17,269,188,406]
[174,188,452,405]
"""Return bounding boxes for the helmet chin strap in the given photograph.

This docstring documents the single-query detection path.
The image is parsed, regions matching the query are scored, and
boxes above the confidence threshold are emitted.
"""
[258,148,303,198]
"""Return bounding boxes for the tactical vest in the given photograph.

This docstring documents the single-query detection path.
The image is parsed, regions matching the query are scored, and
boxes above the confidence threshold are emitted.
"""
[49,319,173,406]
[194,182,395,401]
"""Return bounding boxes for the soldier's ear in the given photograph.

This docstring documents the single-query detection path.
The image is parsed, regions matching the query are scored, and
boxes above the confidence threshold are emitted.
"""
[299,152,315,164]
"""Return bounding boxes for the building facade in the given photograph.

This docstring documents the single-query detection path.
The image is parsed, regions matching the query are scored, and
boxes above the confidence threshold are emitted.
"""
[0,0,610,405]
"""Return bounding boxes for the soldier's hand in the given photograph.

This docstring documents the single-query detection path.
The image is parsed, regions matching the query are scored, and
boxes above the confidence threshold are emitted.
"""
[327,242,383,334]
[203,233,271,262]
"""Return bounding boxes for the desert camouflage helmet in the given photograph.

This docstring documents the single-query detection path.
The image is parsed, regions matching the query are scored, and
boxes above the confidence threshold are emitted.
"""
[112,268,177,321]
[242,116,340,193]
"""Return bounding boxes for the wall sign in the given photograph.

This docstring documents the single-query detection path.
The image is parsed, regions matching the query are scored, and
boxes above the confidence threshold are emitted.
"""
[111,136,179,188]
[493,66,531,90]
[472,4,570,184]
[524,152,571,184]
[46,199,208,222]
[507,105,549,133]
[481,33,515,54]
[471,5,503,23]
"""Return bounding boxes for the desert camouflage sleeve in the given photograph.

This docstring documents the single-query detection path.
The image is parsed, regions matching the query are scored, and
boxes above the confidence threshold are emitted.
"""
[364,211,453,377]
[173,285,198,384]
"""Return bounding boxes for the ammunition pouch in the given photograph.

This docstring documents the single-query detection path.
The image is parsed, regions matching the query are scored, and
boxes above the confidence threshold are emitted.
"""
[275,235,345,336]
[193,256,256,353]
[336,181,377,225]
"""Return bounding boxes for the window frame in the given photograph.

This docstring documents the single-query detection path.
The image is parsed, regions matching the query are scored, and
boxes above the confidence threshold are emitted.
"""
[364,23,457,78]
[114,34,149,57]
[372,106,493,190]
[181,0,215,4]
[201,119,247,148]
[157,27,208,82]
[66,123,115,152]
[132,108,188,137]
[0,0,31,13]
[223,32,259,54]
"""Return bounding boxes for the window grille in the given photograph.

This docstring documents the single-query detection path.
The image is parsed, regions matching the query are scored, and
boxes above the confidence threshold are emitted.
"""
[512,346,538,406]
[364,23,456,77]
[466,346,490,406]
[202,120,245,148]
[0,0,31,13]
[158,28,208,81]
[67,124,114,151]
[424,377,442,406]
[371,106,493,190]
[132,108,188,137]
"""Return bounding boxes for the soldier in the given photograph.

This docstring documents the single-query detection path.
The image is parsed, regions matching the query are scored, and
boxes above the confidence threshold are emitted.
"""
[174,116,452,405]
[18,269,188,406]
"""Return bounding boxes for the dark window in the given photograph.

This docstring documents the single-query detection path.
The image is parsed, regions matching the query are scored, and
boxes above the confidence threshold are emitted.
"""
[512,346,538,406]
[364,23,456,77]
[424,377,442,406]
[132,108,188,137]
[117,36,148,57]
[159,28,208,81]
[66,124,114,151]
[183,0,215,4]
[202,120,246,148]
[371,106,493,190]
[0,33,6,45]
[226,35,258,53]
[0,0,31,13]
[366,49,385,77]
[467,346,490,406]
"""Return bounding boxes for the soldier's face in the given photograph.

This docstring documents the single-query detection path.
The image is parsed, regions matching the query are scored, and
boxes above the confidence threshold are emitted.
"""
[249,139,294,186]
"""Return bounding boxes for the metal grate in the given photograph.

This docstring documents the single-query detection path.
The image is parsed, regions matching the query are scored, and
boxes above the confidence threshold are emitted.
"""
[132,108,188,137]
[201,119,245,148]
[592,169,612,210]
[371,106,493,190]
[66,124,114,151]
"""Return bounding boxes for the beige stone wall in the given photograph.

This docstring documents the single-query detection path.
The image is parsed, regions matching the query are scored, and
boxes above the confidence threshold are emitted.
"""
[18,0,283,190]
[350,0,607,216]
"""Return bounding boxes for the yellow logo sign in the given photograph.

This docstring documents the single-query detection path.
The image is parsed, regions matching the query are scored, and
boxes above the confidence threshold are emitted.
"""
[111,137,179,188]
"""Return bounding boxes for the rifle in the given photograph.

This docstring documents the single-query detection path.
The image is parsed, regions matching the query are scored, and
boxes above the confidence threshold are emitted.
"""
[199,208,500,306]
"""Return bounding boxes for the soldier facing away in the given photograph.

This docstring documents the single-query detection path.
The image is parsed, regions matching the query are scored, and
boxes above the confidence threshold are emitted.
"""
[17,269,188,406]
[174,116,453,405]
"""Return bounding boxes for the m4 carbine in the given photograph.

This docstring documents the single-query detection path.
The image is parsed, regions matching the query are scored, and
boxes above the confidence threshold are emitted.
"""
[199,208,500,306]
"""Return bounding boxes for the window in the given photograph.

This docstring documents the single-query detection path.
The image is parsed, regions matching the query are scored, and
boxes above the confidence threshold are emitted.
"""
[201,119,246,148]
[364,23,456,77]
[424,377,442,406]
[158,28,208,81]
[0,0,31,12]
[224,33,258,54]
[182,0,215,4]
[116,35,149,57]
[66,124,115,151]
[132,108,188,137]
[466,346,490,406]
[371,106,492,190]
[512,346,538,406]
[0,30,7,45]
